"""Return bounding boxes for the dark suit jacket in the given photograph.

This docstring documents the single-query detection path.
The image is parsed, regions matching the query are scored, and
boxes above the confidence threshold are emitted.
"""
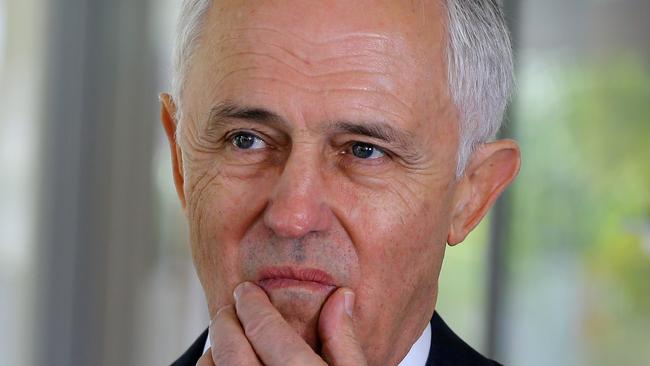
[171,312,502,365]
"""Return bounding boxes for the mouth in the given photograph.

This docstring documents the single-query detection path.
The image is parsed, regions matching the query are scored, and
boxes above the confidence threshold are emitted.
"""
[256,266,337,293]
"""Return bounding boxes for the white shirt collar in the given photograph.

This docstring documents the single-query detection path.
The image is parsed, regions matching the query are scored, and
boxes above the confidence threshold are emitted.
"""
[203,323,431,366]
[399,323,431,366]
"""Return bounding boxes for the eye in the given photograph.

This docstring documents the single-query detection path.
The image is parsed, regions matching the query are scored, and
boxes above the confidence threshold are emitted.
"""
[231,132,267,150]
[351,142,385,159]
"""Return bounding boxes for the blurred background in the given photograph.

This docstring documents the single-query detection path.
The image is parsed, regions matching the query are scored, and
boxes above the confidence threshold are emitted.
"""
[1,0,648,365]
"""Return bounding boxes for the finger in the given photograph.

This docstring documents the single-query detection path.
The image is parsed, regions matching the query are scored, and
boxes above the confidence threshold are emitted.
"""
[210,305,263,366]
[319,288,367,366]
[196,348,214,366]
[233,282,325,366]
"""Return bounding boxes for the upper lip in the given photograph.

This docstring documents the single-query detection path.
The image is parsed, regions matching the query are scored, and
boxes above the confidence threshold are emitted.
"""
[256,266,336,286]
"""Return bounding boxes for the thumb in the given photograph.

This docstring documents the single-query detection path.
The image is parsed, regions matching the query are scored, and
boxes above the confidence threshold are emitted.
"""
[319,288,367,366]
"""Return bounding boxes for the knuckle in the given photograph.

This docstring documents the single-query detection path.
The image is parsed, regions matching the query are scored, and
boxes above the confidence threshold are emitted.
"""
[211,305,237,333]
[343,328,361,346]
[213,343,240,364]
[215,304,235,319]
[213,338,260,366]
[242,309,278,340]
[323,326,357,347]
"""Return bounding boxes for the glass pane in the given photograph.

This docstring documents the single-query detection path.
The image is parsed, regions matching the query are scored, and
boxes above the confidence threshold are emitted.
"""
[0,1,44,365]
[504,0,650,364]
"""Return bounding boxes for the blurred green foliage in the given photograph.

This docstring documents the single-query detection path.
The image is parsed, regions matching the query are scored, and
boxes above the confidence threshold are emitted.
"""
[510,54,650,365]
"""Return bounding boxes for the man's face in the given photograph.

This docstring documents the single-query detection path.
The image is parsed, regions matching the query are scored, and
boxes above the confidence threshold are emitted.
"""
[178,0,460,363]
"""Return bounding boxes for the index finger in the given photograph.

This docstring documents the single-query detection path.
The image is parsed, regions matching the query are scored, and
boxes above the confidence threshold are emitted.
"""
[210,305,263,366]
[233,282,326,366]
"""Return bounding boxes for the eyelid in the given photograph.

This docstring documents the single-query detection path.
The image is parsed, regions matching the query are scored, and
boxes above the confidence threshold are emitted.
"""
[225,129,265,142]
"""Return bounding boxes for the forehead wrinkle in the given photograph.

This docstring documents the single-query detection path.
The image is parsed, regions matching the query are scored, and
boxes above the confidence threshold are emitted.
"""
[200,36,412,113]
[214,49,395,82]
[199,1,445,81]
[209,21,412,62]
[211,31,407,75]
[214,32,399,69]
[208,67,413,117]
[210,29,398,60]
[221,26,395,50]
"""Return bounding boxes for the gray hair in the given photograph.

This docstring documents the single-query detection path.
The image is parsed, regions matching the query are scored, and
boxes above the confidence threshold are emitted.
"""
[171,0,514,177]
[446,0,514,176]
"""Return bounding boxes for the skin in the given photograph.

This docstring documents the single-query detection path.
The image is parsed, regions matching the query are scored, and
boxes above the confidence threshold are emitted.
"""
[160,0,520,365]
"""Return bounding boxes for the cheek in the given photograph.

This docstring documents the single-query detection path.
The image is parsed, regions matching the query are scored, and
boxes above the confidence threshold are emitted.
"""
[184,163,276,310]
[349,176,452,257]
[186,157,275,239]
[345,182,452,331]
[354,197,448,287]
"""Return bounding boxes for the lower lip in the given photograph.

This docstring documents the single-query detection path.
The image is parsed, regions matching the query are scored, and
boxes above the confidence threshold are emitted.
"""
[257,278,336,293]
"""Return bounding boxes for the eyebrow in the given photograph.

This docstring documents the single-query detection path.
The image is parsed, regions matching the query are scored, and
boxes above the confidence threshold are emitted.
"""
[206,102,289,130]
[328,121,417,153]
[206,102,418,154]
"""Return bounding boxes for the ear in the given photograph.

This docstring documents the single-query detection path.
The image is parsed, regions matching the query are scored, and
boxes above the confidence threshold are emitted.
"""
[447,139,521,245]
[159,93,187,211]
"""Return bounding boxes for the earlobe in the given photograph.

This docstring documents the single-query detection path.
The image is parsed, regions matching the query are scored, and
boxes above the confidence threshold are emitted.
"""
[160,93,187,210]
[447,179,472,245]
[447,140,521,245]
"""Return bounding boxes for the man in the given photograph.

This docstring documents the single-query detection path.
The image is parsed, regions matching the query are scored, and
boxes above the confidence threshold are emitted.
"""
[161,0,520,365]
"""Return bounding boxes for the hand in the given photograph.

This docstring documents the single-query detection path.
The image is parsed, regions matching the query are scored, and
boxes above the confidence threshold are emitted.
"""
[197,282,367,366]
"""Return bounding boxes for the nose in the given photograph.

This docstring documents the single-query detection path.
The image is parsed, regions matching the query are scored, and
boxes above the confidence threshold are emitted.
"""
[263,151,333,239]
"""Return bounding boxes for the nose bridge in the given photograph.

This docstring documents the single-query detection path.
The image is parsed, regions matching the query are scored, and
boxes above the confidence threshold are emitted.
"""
[263,145,331,238]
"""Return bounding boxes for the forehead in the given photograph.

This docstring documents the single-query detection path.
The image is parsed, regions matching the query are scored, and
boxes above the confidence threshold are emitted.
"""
[207,0,444,43]
[184,0,453,132]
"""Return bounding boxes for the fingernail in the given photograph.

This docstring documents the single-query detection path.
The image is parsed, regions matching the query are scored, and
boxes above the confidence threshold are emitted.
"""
[233,282,249,302]
[344,290,355,317]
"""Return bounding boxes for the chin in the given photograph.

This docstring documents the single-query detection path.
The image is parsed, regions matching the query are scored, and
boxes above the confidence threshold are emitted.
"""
[264,286,333,350]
